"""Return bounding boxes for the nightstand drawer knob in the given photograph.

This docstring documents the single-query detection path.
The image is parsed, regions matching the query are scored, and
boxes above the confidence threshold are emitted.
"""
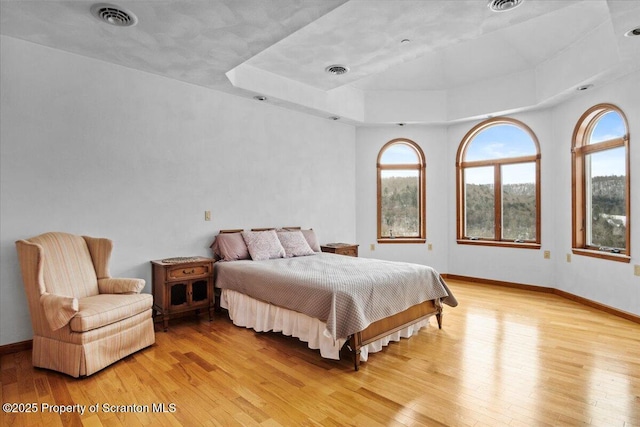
[167,264,210,279]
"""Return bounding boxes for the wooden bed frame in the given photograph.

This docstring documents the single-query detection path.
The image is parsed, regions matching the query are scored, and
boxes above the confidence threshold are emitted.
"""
[216,228,444,371]
[349,299,442,370]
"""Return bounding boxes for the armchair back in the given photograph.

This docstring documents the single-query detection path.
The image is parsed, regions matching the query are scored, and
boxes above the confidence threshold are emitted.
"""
[25,232,100,298]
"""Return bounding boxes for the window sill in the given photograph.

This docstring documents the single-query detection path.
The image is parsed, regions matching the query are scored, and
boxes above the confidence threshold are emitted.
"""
[572,248,631,263]
[378,238,426,244]
[456,239,541,249]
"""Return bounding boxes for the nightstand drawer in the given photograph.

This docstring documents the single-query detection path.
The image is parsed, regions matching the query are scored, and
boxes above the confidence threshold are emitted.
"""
[321,243,359,257]
[340,247,358,257]
[168,264,210,279]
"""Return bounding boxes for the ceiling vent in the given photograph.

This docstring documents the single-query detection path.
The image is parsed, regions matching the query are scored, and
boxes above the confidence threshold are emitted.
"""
[487,0,523,12]
[91,3,138,27]
[625,27,640,37]
[325,65,350,75]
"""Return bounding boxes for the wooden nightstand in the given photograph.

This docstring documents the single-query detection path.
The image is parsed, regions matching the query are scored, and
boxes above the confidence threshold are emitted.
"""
[321,243,359,257]
[151,257,215,331]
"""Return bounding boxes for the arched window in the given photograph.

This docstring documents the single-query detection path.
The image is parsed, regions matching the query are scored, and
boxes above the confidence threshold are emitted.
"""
[456,117,541,247]
[572,104,630,262]
[377,139,426,243]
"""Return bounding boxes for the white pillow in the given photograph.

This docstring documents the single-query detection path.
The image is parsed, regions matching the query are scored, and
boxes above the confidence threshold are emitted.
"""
[285,228,321,252]
[242,230,285,261]
[301,229,321,252]
[277,230,315,257]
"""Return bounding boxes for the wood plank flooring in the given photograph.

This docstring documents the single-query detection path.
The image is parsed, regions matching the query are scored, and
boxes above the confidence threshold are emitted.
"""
[1,279,638,426]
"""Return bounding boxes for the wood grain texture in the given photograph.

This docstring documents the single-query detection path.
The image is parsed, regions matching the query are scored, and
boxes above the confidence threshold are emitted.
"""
[1,279,638,426]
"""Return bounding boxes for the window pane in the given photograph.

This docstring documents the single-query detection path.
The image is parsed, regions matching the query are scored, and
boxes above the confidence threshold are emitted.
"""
[586,147,626,249]
[466,124,536,162]
[589,111,625,144]
[380,170,419,237]
[502,163,536,241]
[380,143,419,164]
[464,167,494,239]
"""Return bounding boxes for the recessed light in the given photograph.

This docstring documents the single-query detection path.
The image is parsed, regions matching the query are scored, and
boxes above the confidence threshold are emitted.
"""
[401,38,411,44]
[624,27,640,37]
[325,65,350,75]
[487,0,523,12]
[91,3,138,27]
[253,95,267,101]
[576,84,593,91]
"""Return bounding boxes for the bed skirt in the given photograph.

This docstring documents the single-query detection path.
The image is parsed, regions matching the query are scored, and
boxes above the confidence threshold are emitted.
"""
[220,288,431,363]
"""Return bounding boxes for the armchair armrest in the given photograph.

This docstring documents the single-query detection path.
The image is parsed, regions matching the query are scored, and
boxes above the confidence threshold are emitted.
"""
[98,278,145,294]
[40,293,79,331]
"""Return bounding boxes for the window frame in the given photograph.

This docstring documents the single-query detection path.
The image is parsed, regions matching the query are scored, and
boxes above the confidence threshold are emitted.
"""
[377,138,426,244]
[571,103,630,263]
[456,117,541,249]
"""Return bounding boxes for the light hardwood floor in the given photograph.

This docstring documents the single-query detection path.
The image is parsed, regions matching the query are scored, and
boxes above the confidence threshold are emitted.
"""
[1,279,638,426]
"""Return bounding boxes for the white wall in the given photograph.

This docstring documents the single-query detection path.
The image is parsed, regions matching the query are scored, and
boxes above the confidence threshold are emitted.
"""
[446,109,555,288]
[0,36,356,345]
[355,126,450,273]
[550,72,639,315]
[356,72,640,316]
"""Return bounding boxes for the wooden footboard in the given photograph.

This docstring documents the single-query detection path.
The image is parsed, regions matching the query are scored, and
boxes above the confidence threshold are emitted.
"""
[349,299,442,371]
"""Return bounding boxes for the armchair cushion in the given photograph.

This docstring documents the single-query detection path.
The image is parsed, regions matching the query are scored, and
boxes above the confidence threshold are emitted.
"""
[98,278,145,294]
[40,293,79,331]
[69,293,153,333]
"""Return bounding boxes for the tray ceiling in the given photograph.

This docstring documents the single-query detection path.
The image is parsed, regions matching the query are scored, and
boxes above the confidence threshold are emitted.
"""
[1,0,639,124]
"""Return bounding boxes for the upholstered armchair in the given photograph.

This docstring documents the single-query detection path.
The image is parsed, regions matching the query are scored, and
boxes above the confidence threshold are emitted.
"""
[15,232,155,377]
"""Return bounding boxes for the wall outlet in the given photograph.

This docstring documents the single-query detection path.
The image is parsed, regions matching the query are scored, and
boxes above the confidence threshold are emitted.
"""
[544,250,551,259]
[428,243,433,251]
[566,253,571,263]
[635,265,640,277]
[370,244,375,251]
[204,210,211,221]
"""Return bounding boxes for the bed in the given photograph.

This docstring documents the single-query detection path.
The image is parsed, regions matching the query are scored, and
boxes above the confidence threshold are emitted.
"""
[212,228,457,370]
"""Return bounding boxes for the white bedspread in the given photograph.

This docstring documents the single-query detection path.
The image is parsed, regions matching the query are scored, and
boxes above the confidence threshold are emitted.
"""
[215,253,456,340]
